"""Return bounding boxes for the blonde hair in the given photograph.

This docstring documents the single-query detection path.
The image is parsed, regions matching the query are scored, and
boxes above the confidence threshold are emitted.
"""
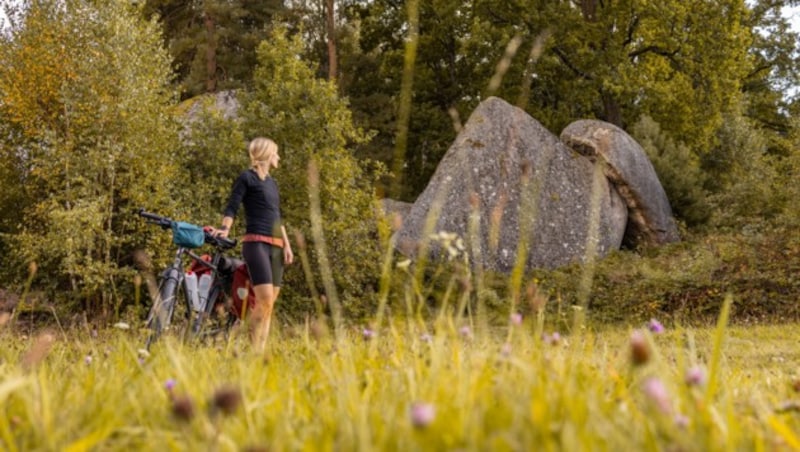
[249,137,278,169]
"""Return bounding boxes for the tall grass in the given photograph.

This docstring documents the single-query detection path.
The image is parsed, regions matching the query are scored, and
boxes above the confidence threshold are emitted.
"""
[2,309,800,450]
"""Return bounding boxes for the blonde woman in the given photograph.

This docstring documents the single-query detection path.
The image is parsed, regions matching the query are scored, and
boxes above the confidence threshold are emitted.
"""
[214,137,293,351]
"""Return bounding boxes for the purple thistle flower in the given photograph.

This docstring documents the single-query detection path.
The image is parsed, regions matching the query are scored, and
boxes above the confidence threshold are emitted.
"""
[165,378,177,392]
[684,366,706,387]
[647,318,665,334]
[510,313,523,326]
[642,377,672,414]
[362,328,376,341]
[409,402,436,428]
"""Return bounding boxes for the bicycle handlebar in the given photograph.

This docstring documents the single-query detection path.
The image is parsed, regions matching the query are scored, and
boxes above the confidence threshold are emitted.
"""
[137,208,237,250]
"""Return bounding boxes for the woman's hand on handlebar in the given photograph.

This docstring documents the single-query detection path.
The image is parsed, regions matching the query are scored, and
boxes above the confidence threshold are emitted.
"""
[211,226,229,238]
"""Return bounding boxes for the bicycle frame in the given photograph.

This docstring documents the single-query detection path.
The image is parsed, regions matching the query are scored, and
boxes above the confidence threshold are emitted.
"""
[139,208,238,348]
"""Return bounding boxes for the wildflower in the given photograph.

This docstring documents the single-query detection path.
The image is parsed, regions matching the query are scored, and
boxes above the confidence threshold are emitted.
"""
[164,378,177,393]
[543,332,561,346]
[647,318,665,334]
[642,377,672,414]
[684,366,706,387]
[362,327,376,341]
[459,325,473,339]
[420,333,433,343]
[211,385,242,416]
[84,355,93,365]
[500,342,512,357]
[171,395,195,421]
[410,402,436,428]
[674,414,690,428]
[396,259,411,270]
[510,313,523,326]
[630,330,650,366]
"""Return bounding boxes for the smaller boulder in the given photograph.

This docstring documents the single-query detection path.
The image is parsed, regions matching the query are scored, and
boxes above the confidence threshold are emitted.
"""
[560,120,680,247]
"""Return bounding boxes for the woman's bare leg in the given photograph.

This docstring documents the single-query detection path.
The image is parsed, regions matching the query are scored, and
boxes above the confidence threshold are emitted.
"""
[250,283,274,352]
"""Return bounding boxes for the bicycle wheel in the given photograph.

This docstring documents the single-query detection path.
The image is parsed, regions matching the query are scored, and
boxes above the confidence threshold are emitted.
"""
[145,266,182,348]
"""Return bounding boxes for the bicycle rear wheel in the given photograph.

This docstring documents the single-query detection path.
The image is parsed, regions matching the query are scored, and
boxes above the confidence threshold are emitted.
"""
[145,266,182,348]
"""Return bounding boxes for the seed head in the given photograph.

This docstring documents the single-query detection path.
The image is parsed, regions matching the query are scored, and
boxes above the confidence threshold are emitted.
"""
[171,395,195,422]
[630,330,650,365]
[211,385,242,416]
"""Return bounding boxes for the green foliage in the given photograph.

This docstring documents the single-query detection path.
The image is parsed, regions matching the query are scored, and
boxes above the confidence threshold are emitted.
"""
[0,0,182,312]
[703,113,786,229]
[529,228,800,327]
[175,96,248,226]
[630,115,711,227]
[240,27,386,317]
[142,0,285,99]
[346,0,799,205]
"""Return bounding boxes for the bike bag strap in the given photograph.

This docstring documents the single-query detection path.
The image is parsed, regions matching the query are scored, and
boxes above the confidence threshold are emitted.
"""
[241,233,284,248]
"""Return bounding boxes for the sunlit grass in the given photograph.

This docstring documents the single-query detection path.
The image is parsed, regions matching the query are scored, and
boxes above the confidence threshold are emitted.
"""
[2,308,800,451]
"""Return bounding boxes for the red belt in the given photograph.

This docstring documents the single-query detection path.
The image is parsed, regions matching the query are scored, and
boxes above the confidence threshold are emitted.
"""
[242,234,284,248]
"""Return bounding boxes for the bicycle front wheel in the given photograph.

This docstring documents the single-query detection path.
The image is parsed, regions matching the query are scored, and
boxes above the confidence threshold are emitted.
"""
[145,266,182,348]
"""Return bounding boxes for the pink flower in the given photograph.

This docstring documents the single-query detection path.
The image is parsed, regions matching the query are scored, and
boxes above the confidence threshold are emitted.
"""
[684,366,706,386]
[642,377,672,414]
[542,332,561,345]
[165,378,177,392]
[409,402,436,428]
[362,328,376,341]
[647,318,665,334]
[459,326,472,339]
[510,313,523,326]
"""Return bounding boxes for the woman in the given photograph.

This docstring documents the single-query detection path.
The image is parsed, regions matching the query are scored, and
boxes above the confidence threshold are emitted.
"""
[213,137,293,351]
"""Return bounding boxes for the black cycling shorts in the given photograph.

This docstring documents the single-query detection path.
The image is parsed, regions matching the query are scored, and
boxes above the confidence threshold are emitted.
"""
[242,241,284,287]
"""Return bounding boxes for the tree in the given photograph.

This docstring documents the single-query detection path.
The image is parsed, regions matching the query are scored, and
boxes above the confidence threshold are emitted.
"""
[240,26,385,314]
[142,0,285,99]
[0,0,182,314]
[349,0,797,206]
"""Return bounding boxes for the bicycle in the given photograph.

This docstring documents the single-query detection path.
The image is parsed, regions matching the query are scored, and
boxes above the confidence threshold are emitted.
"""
[138,208,245,348]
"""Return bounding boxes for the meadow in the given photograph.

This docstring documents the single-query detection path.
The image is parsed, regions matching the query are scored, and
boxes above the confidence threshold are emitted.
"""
[2,297,800,451]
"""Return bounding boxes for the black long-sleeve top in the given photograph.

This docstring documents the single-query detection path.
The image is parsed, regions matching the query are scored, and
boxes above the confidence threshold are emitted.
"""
[223,170,282,237]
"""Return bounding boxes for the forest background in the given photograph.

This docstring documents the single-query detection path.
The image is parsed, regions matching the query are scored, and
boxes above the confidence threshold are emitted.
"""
[0,0,799,328]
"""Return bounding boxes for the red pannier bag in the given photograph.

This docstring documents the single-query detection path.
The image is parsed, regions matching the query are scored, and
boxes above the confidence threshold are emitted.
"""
[230,262,255,319]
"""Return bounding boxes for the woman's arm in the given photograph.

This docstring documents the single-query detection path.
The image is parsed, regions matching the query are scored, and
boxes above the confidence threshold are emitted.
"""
[214,216,234,238]
[281,225,294,264]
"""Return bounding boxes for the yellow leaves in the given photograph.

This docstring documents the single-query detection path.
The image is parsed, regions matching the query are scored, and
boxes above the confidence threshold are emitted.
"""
[0,15,74,138]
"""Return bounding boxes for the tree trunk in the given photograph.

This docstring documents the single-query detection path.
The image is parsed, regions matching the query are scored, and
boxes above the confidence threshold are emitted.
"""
[325,0,337,81]
[204,7,217,92]
[581,0,597,21]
